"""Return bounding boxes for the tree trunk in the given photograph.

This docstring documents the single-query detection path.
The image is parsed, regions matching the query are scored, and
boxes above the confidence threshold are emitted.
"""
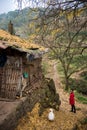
[65,76,69,91]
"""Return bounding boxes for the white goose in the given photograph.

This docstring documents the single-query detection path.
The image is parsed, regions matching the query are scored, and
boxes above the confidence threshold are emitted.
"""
[48,108,55,121]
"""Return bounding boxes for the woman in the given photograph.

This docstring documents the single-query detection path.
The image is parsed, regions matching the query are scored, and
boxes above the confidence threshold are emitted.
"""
[69,89,76,113]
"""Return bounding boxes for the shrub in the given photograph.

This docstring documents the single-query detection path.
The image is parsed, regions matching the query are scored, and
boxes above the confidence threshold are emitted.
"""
[75,92,87,104]
[80,71,87,80]
[69,78,87,95]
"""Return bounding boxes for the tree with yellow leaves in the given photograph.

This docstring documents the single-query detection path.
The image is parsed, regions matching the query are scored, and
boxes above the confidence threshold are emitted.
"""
[15,0,87,90]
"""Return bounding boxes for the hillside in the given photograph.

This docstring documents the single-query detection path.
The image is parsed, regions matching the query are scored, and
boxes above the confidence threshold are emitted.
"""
[0,8,33,38]
[0,6,86,39]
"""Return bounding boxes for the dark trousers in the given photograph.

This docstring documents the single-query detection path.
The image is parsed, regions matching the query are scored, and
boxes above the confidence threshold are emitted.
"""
[71,104,76,113]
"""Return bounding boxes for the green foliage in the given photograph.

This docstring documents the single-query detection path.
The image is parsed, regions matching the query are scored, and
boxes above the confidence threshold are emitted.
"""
[81,117,87,124]
[71,54,87,67]
[69,78,87,95]
[75,91,87,104]
[0,8,36,37]
[80,71,87,80]
[57,63,65,79]
[42,62,49,76]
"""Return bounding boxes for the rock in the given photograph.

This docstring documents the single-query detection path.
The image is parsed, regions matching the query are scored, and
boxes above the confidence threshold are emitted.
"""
[39,78,61,115]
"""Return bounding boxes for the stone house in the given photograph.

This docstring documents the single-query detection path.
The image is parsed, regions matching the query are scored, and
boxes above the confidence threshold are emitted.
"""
[0,29,45,99]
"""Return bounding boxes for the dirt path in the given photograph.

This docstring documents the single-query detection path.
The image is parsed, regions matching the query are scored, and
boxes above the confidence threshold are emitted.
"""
[52,62,87,114]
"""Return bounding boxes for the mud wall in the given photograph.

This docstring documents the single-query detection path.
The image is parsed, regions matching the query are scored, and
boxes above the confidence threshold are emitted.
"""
[0,88,41,130]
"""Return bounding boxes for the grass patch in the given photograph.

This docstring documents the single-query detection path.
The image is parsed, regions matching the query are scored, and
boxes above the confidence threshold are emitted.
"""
[75,91,87,104]
[57,62,64,78]
[80,117,87,125]
[42,61,50,76]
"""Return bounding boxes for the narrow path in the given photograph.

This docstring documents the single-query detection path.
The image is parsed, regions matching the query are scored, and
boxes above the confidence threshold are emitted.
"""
[53,63,70,112]
[52,62,87,114]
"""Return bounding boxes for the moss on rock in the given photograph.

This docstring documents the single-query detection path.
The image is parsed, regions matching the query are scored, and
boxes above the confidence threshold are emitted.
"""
[39,78,61,115]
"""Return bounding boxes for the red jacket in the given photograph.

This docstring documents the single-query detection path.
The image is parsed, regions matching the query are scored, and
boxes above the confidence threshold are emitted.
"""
[69,92,75,105]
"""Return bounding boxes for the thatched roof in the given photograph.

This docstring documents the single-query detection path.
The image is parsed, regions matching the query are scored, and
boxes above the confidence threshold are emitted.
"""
[0,29,45,53]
